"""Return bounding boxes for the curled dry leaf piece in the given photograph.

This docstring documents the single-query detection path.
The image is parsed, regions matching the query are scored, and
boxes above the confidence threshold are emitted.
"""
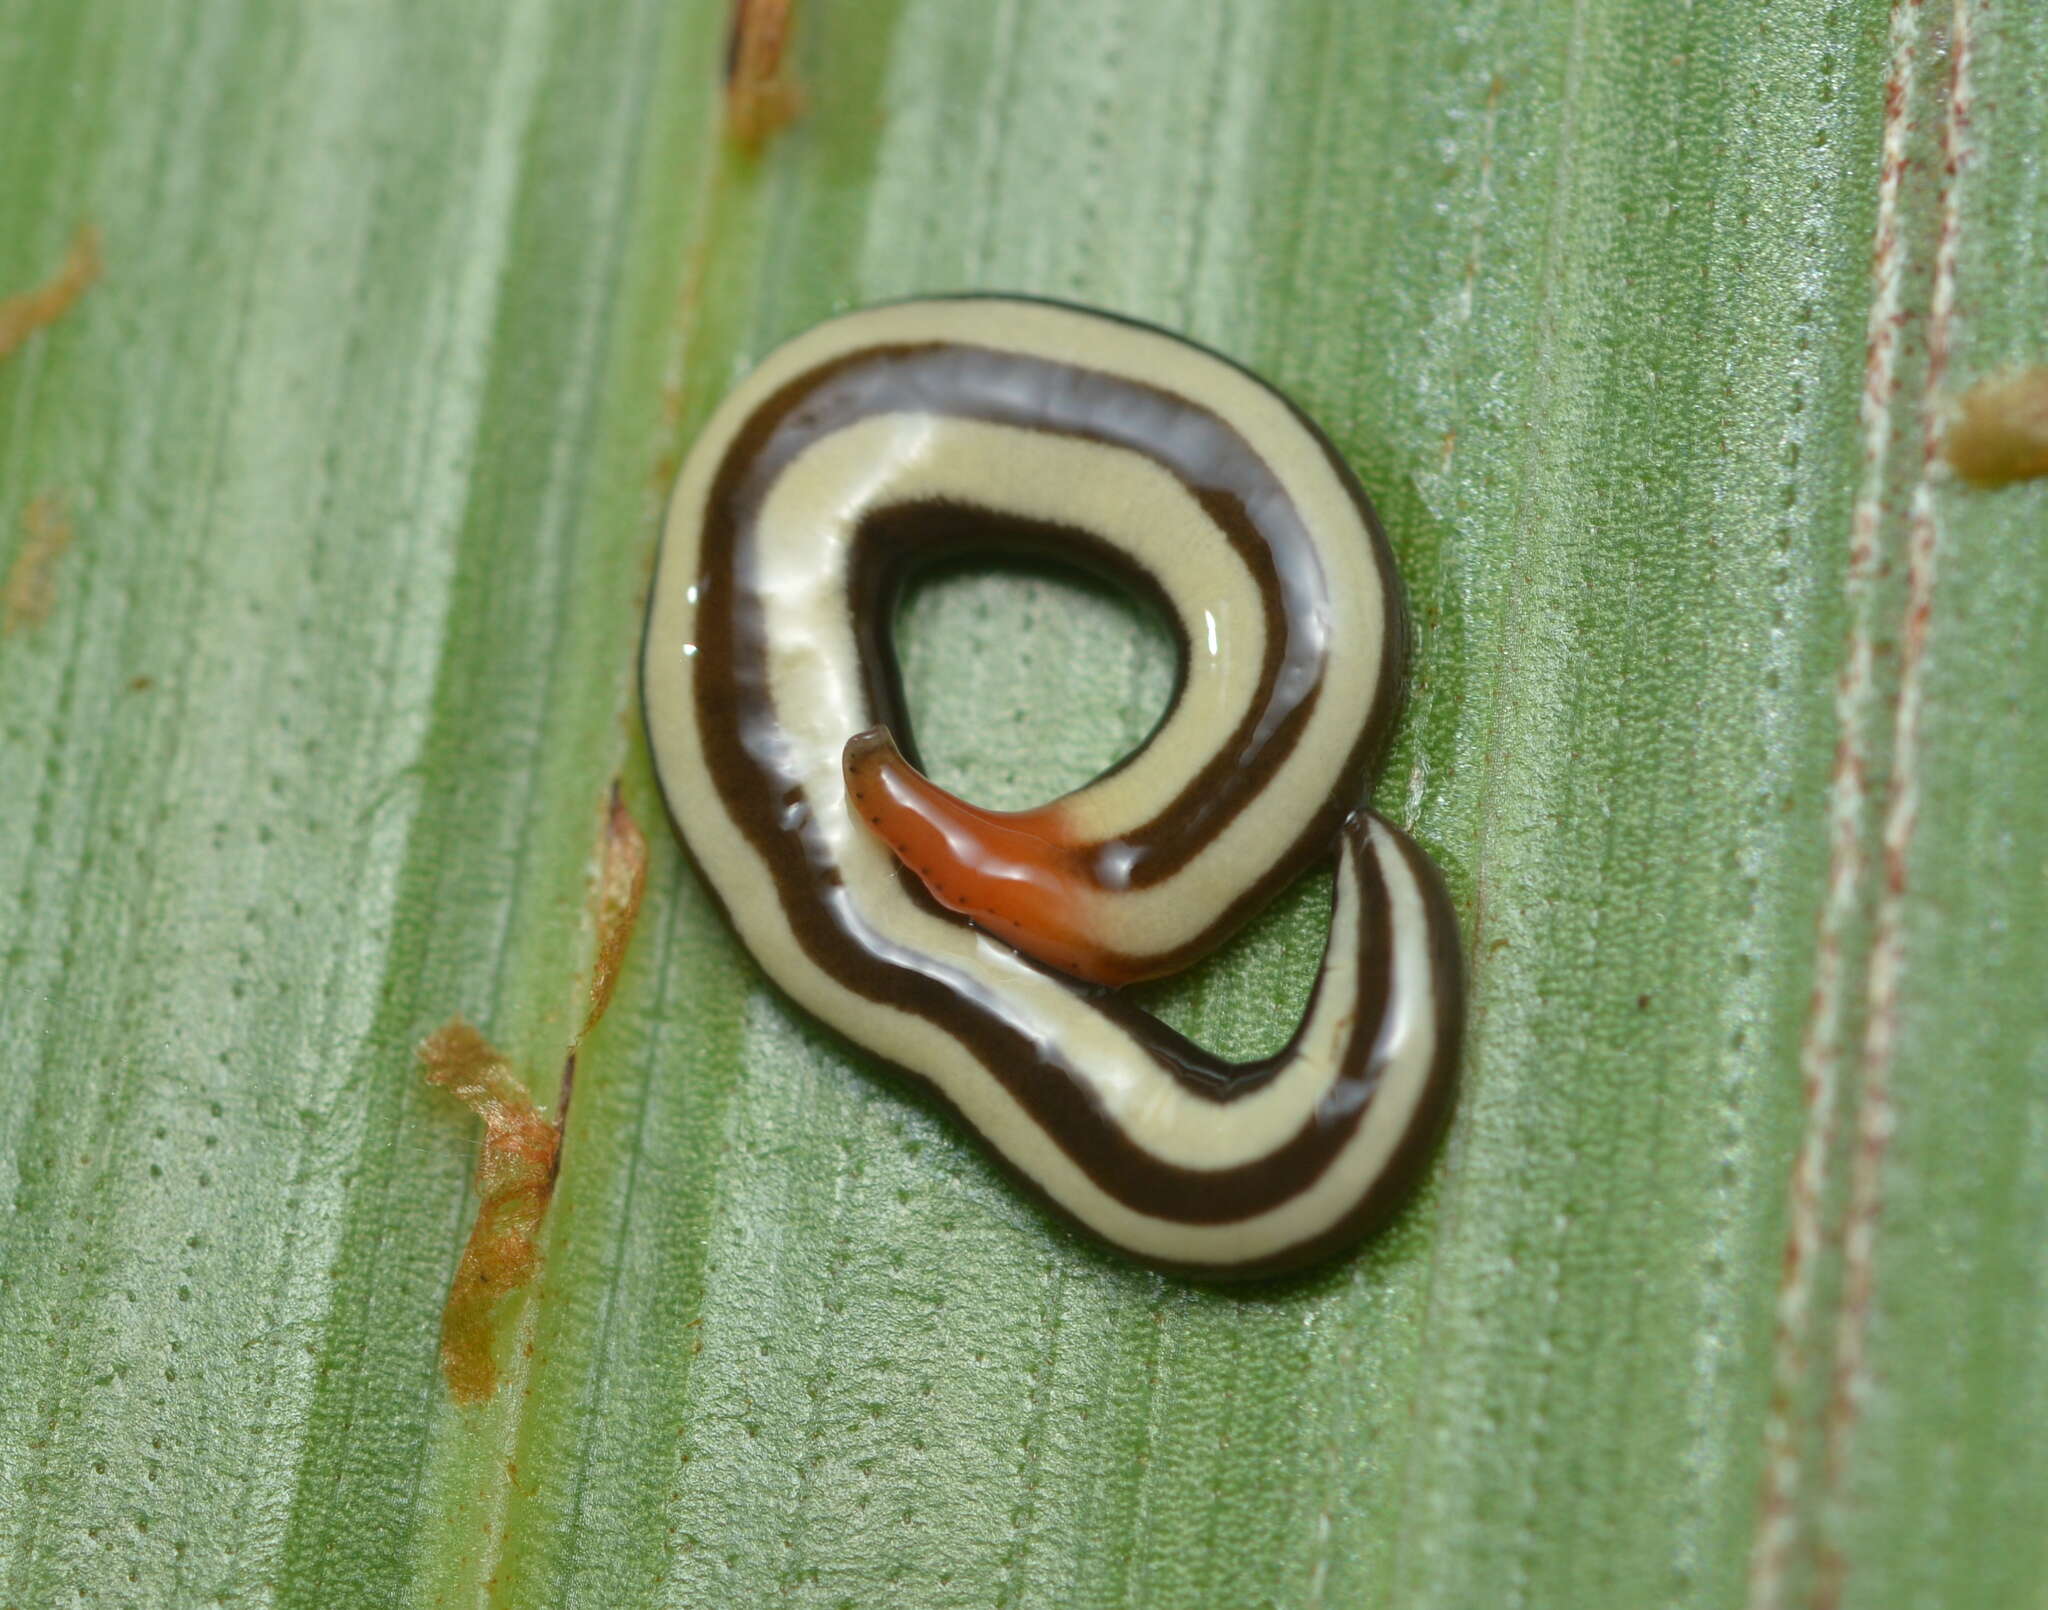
[419,1019,561,1406]
[0,225,101,362]
[4,493,77,636]
[1942,368,2048,488]
[725,0,802,149]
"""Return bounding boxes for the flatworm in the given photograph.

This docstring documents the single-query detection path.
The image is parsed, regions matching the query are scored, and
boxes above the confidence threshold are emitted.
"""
[643,297,1462,1276]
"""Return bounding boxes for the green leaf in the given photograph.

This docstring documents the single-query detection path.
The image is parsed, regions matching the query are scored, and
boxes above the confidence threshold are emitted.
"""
[3,1,2043,1606]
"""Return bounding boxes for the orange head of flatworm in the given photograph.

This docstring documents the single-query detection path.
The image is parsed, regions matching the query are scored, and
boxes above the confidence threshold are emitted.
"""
[842,726,1149,987]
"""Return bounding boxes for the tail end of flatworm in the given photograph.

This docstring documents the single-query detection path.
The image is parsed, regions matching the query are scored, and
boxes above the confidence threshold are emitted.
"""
[842,726,1147,987]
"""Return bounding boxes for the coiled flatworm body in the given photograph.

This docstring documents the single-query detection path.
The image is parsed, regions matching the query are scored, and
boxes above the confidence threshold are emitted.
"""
[643,297,1461,1276]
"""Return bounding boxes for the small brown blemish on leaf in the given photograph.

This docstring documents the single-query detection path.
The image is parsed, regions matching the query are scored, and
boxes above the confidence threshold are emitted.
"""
[726,0,802,149]
[584,782,651,1045]
[4,493,78,635]
[420,1019,561,1406]
[0,225,102,362]
[1942,368,2048,488]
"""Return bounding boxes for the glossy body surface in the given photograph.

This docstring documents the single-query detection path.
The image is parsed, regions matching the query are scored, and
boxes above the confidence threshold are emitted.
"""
[643,297,1462,1274]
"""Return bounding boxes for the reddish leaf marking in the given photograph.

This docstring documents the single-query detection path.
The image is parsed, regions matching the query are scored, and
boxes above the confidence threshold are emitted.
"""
[0,225,101,361]
[4,493,77,636]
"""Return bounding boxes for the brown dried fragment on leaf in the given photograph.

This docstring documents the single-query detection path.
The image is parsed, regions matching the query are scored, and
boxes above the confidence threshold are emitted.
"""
[725,0,803,149]
[1942,368,2048,489]
[419,1018,561,1406]
[559,783,651,1120]
[4,493,77,635]
[0,225,101,362]
[585,782,651,1036]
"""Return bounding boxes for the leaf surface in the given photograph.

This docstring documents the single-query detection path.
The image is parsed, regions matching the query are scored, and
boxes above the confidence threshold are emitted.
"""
[2,1,2043,1606]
